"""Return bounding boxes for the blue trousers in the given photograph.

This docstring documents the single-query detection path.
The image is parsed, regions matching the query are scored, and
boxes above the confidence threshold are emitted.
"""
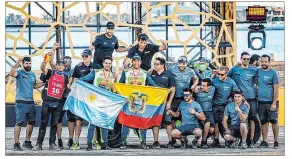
[87,123,108,143]
[121,125,147,143]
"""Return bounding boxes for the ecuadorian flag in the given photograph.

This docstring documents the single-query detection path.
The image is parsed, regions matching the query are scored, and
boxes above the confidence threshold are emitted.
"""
[64,80,127,130]
[114,83,169,129]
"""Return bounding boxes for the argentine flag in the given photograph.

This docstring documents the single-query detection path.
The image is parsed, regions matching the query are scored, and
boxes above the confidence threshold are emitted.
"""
[64,80,127,130]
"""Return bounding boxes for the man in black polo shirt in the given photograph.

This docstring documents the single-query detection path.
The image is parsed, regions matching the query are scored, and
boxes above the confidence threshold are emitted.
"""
[123,33,167,71]
[67,49,101,150]
[150,57,176,149]
[89,22,130,67]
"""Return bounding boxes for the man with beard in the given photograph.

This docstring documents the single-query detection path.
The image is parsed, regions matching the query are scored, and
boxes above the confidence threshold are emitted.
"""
[123,33,167,71]
[211,66,239,147]
[47,43,73,149]
[119,54,157,150]
[194,78,215,148]
[150,57,176,149]
[89,22,131,67]
[9,57,45,151]
[67,49,102,150]
[77,56,118,151]
[257,54,280,149]
[249,54,261,68]
[170,88,206,149]
[223,90,249,149]
[33,53,69,151]
[227,52,257,148]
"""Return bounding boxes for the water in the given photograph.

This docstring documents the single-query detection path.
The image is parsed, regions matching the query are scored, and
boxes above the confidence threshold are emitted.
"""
[5,28,284,70]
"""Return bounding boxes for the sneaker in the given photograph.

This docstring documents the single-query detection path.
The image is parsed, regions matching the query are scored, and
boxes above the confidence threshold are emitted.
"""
[67,138,73,148]
[22,141,33,150]
[86,142,93,151]
[49,143,61,151]
[93,141,101,150]
[249,140,255,148]
[258,141,269,148]
[201,141,208,149]
[172,139,179,148]
[225,140,231,148]
[180,140,187,149]
[141,141,148,149]
[167,141,174,149]
[70,141,80,150]
[152,141,160,149]
[120,142,127,150]
[241,142,247,149]
[211,139,221,148]
[58,139,64,150]
[13,143,23,151]
[101,143,111,150]
[32,143,42,151]
[273,141,279,149]
[191,140,198,149]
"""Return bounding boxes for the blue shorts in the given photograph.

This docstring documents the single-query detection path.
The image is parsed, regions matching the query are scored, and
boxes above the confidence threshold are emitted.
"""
[177,124,201,136]
[15,103,36,125]
[203,111,215,128]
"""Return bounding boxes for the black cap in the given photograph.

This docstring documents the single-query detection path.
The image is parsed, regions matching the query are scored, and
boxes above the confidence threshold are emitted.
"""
[56,60,65,66]
[132,53,141,60]
[138,33,148,41]
[178,56,187,63]
[106,21,115,29]
[82,49,92,56]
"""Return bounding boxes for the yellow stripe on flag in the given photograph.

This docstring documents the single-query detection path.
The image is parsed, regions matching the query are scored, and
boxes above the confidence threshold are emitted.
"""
[114,83,168,106]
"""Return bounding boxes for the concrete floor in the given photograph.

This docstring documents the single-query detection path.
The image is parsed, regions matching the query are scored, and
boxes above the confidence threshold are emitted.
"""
[5,126,285,156]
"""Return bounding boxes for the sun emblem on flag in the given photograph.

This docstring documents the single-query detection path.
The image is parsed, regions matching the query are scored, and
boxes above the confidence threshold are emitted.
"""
[88,93,97,103]
[128,92,148,114]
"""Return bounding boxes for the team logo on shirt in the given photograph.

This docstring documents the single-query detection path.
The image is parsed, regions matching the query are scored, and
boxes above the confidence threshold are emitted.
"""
[128,92,148,114]
[145,51,150,54]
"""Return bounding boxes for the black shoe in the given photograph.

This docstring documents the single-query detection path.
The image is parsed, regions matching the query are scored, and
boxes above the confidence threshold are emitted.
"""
[273,141,279,149]
[167,141,174,149]
[14,143,23,151]
[67,138,73,148]
[201,141,208,149]
[86,142,93,151]
[192,140,198,149]
[33,143,42,151]
[211,139,221,148]
[101,143,111,150]
[152,141,160,149]
[249,140,255,148]
[258,141,269,148]
[120,142,127,150]
[141,141,148,149]
[172,139,179,148]
[58,139,64,150]
[49,143,61,151]
[180,140,187,149]
[22,141,33,150]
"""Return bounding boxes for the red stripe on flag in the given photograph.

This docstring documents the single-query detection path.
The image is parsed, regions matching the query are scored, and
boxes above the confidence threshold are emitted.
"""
[118,111,163,129]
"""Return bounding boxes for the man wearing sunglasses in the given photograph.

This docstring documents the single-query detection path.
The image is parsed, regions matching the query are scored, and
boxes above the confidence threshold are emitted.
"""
[33,53,70,151]
[222,90,249,149]
[67,49,102,150]
[211,66,238,148]
[47,43,74,149]
[227,52,258,148]
[119,53,157,150]
[169,88,205,149]
[150,57,176,149]
[123,33,167,71]
[89,22,131,67]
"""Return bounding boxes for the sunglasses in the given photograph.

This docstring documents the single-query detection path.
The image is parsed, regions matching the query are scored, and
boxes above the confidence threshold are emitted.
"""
[243,58,250,61]
[218,73,226,76]
[82,55,88,58]
[183,94,191,97]
[139,35,147,40]
[63,59,72,64]
[178,56,187,61]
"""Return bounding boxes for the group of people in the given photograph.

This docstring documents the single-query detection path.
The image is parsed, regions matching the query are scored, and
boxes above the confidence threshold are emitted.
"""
[10,22,280,151]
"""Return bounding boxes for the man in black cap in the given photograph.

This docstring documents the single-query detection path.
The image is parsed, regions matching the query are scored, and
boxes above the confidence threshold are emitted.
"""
[123,33,168,71]
[89,21,131,67]
[67,49,102,150]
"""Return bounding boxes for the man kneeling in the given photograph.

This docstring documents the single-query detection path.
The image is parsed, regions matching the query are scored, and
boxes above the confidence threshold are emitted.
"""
[222,90,249,149]
[169,88,205,149]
